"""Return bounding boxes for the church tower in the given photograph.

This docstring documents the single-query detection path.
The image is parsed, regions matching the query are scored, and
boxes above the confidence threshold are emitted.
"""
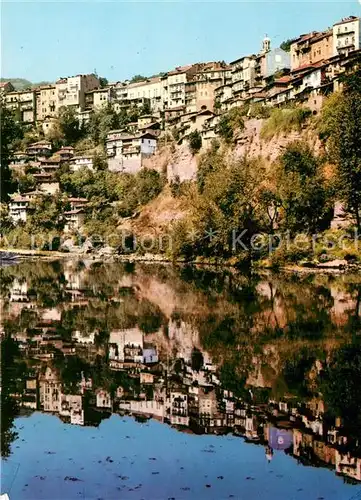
[261,35,271,54]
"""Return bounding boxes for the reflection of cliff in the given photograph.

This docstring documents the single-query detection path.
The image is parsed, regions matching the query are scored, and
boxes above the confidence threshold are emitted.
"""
[1,260,361,484]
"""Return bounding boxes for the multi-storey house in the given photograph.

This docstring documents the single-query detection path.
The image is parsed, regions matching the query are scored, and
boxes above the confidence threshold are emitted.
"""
[290,30,333,71]
[333,16,361,57]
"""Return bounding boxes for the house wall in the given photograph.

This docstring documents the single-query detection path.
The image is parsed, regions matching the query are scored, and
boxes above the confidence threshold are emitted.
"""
[333,17,361,56]
[291,32,333,71]
[264,48,291,77]
[38,182,60,195]
[36,86,57,121]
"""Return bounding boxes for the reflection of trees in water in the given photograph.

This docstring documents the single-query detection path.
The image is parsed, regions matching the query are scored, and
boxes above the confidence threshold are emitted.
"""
[321,344,361,438]
[1,260,361,454]
[1,337,24,458]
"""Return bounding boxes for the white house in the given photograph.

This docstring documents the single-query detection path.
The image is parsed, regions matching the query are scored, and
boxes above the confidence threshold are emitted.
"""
[107,131,157,174]
[69,155,94,172]
[9,194,31,223]
[333,16,361,57]
[63,209,85,233]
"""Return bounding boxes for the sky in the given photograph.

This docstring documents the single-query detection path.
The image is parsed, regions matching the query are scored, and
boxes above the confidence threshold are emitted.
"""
[1,0,360,83]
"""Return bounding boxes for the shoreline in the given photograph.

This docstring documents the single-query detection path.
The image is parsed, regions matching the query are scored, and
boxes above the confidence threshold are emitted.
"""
[1,248,359,274]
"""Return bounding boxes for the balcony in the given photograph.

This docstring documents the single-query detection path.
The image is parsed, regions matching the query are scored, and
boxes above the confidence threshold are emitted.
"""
[122,146,141,155]
[337,29,355,36]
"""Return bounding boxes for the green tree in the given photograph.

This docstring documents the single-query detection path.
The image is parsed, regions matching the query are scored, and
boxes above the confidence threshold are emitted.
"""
[135,169,164,206]
[99,77,109,88]
[280,39,294,52]
[323,73,361,229]
[0,105,23,200]
[217,108,244,144]
[277,142,333,233]
[0,203,14,233]
[188,130,202,154]
[139,101,151,116]
[28,194,64,230]
[52,106,85,146]
[88,103,122,146]
[130,75,146,83]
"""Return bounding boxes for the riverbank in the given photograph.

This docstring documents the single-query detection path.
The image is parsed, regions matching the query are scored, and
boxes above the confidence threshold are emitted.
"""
[1,247,360,275]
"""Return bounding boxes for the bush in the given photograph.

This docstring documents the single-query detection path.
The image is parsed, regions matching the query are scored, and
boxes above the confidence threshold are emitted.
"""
[260,106,312,140]
[248,103,272,119]
[188,130,202,154]
[217,108,245,144]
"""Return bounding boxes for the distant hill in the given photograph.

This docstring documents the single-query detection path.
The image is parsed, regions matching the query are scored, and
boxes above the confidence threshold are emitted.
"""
[0,78,51,90]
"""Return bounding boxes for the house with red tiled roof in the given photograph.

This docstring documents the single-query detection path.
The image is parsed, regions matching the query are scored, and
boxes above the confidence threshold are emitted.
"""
[0,81,15,94]
[290,30,333,71]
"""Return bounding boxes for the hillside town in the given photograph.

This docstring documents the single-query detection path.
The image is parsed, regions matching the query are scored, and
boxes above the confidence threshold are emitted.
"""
[2,260,361,485]
[1,14,361,253]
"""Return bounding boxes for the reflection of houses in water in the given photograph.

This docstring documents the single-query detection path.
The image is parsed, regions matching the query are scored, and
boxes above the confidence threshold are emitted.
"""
[22,378,38,409]
[143,347,158,364]
[170,392,189,426]
[39,367,62,412]
[63,262,88,305]
[140,372,154,384]
[60,394,84,425]
[109,328,159,368]
[73,330,96,344]
[118,399,166,420]
[336,451,361,482]
[9,279,29,302]
[96,389,112,409]
[40,308,61,322]
[38,367,84,425]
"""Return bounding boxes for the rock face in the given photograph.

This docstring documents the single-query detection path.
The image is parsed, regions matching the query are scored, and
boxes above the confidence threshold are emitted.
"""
[143,143,198,183]
[144,117,323,185]
[166,144,198,182]
[234,118,323,163]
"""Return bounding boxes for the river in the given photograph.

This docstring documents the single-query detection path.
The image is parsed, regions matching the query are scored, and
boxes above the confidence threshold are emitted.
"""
[1,259,361,499]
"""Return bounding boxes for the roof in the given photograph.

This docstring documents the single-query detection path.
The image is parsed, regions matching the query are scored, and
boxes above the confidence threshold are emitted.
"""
[33,173,54,179]
[229,54,255,65]
[168,64,194,76]
[28,141,52,148]
[68,197,88,203]
[55,147,74,155]
[138,122,160,130]
[292,29,332,47]
[22,190,44,196]
[111,131,158,141]
[165,106,185,112]
[275,76,292,84]
[0,81,13,88]
[64,209,85,215]
[10,195,30,203]
[333,16,359,27]
[71,155,93,160]
[196,109,214,117]
[291,61,325,75]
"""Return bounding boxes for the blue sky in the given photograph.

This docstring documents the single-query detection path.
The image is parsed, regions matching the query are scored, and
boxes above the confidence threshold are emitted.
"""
[1,1,360,82]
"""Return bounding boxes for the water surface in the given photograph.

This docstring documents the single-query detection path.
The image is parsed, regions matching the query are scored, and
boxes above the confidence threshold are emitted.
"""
[1,260,361,499]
